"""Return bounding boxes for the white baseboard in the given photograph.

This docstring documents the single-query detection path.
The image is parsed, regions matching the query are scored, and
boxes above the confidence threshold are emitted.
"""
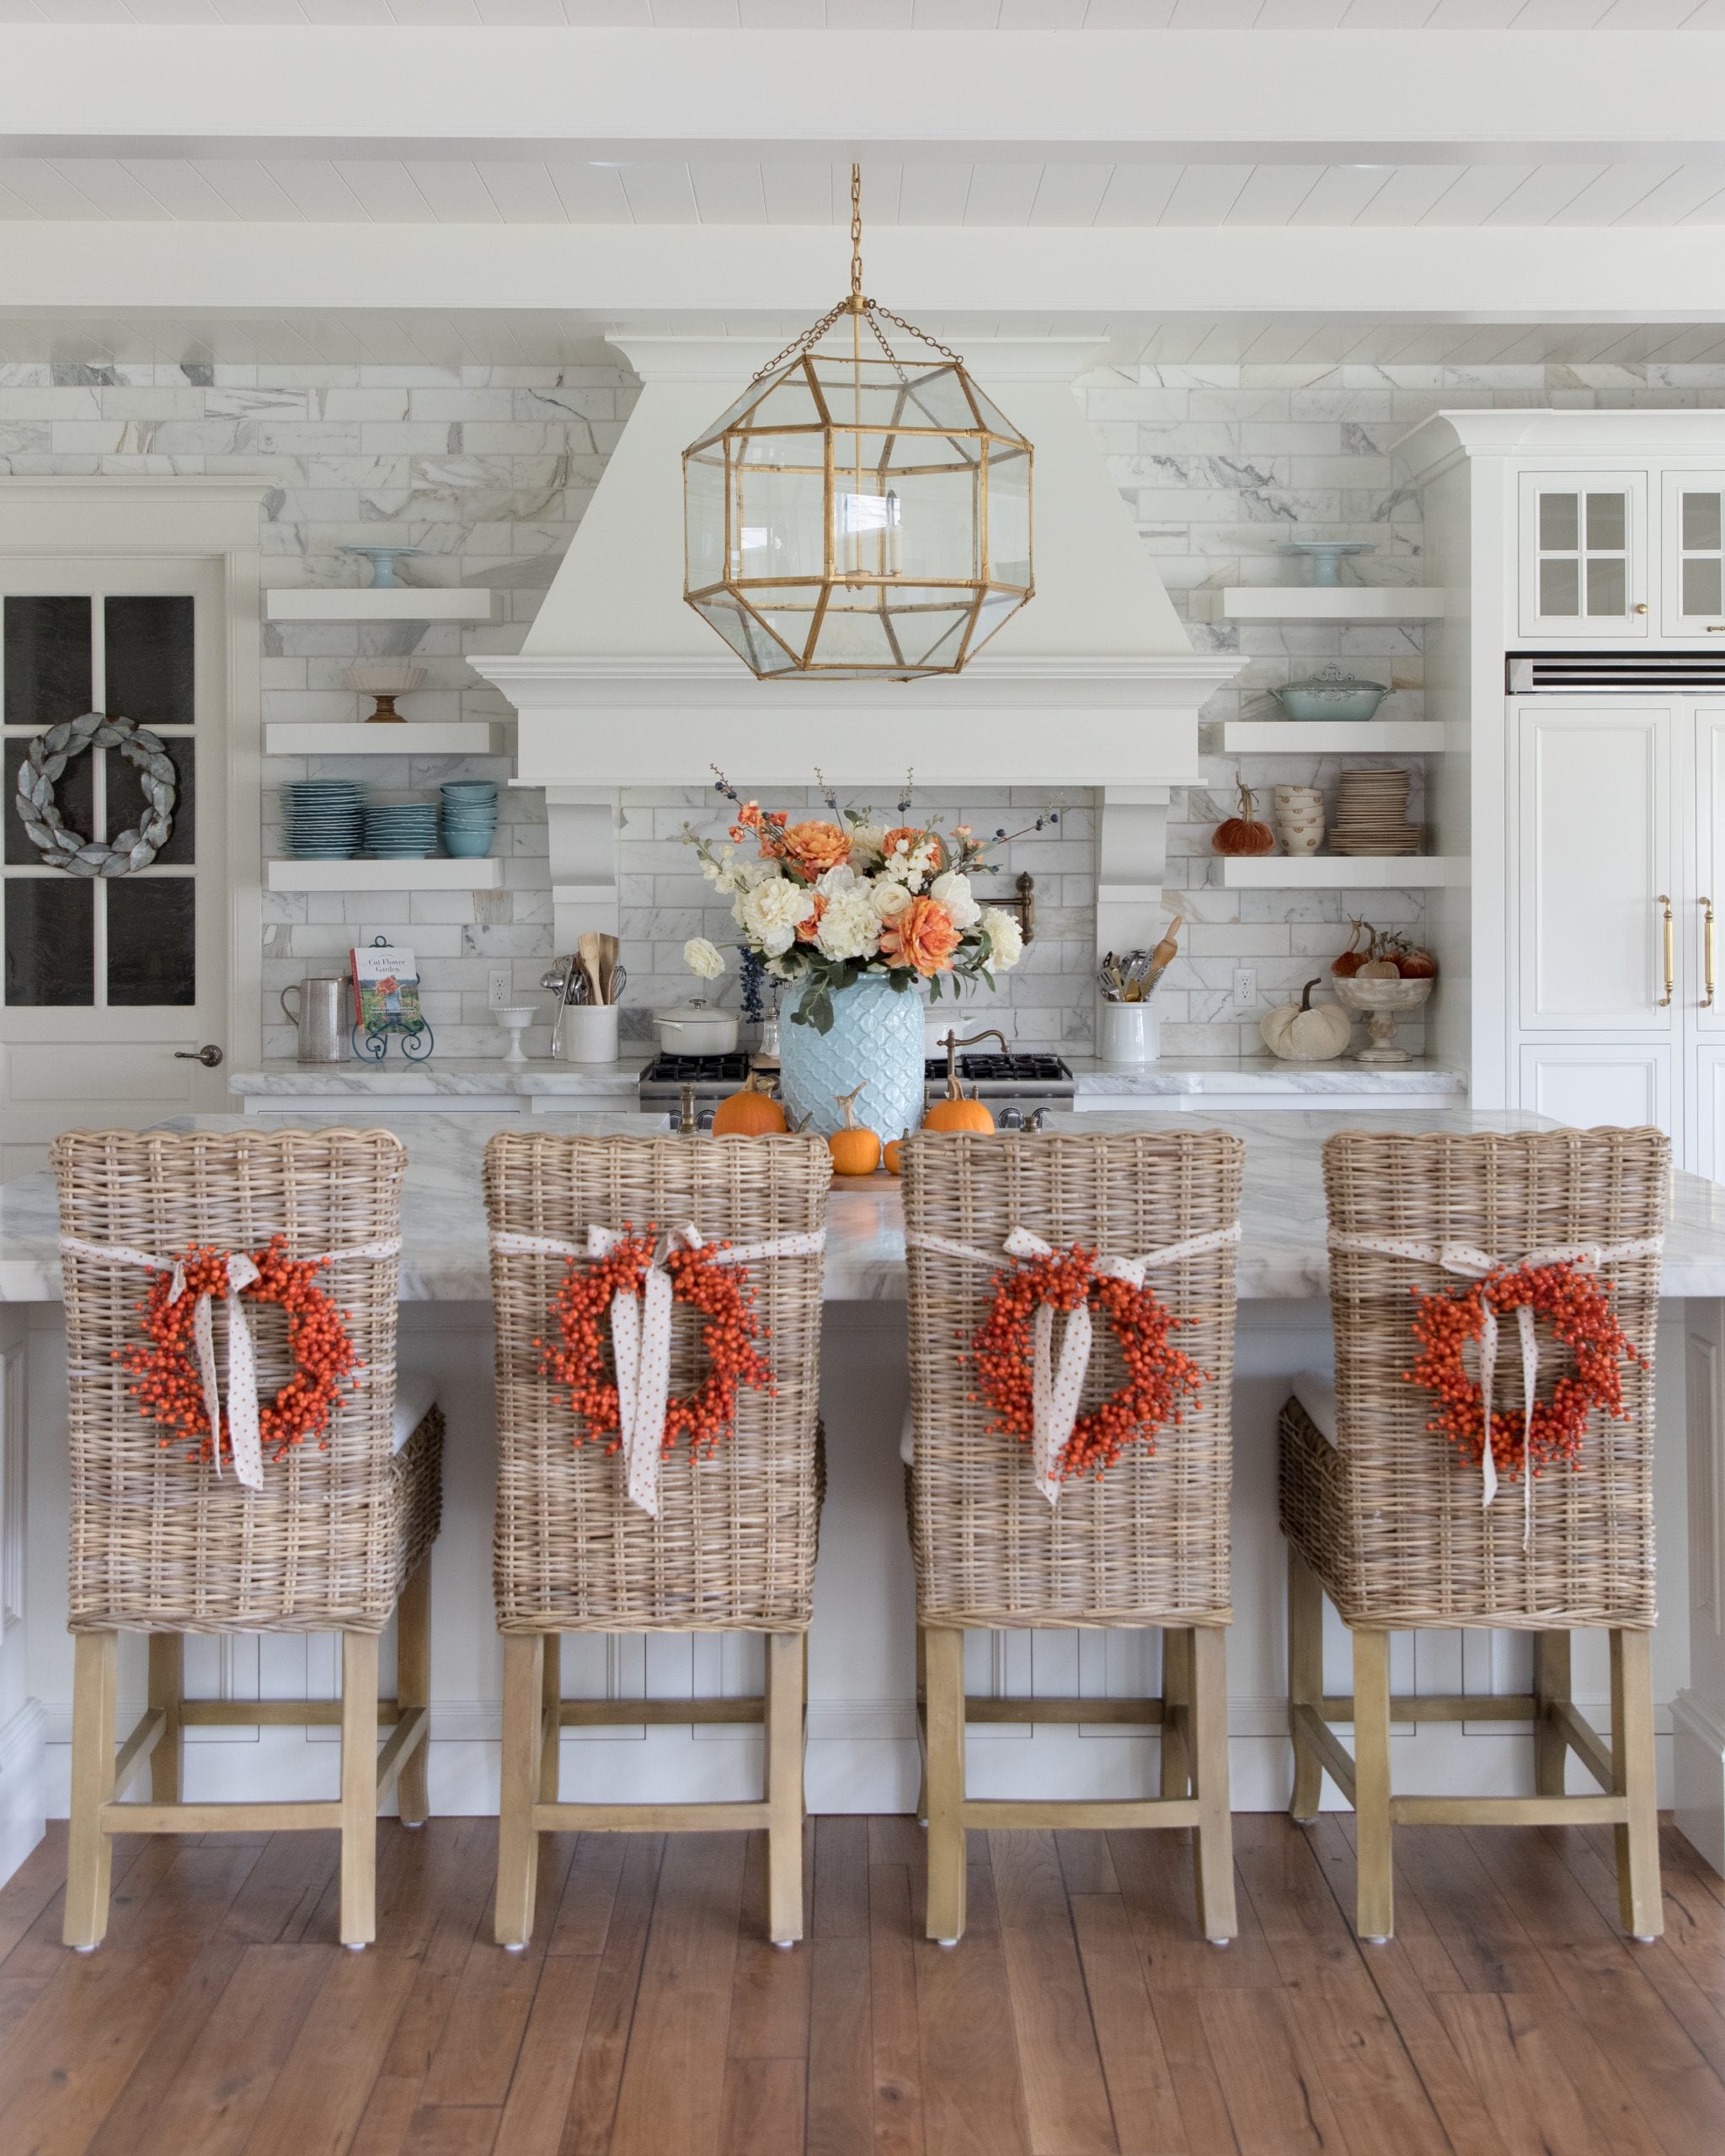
[0,1698,46,1887]
[1674,1689,1725,1876]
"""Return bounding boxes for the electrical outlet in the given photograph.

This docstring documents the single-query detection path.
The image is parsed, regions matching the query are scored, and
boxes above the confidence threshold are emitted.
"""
[1231,967,1258,1012]
[487,966,514,1011]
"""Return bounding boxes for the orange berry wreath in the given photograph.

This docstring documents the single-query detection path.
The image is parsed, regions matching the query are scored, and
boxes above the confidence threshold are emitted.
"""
[969,1241,1209,1483]
[1403,1259,1641,1483]
[120,1235,362,1468]
[537,1228,773,1460]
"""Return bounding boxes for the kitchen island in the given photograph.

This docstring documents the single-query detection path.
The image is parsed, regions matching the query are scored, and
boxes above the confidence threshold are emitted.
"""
[3,1105,1722,1886]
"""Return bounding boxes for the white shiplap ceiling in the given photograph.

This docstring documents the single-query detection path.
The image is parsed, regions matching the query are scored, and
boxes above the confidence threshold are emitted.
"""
[3,156,1725,225]
[3,2,1725,24]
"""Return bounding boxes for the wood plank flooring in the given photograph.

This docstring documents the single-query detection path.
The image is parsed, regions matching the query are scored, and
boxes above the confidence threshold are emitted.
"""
[2,1811,1723,2155]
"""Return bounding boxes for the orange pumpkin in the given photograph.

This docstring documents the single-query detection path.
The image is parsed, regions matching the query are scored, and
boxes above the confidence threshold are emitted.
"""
[922,1071,996,1134]
[827,1085,882,1177]
[884,1131,906,1176]
[1211,781,1277,858]
[711,1072,788,1136]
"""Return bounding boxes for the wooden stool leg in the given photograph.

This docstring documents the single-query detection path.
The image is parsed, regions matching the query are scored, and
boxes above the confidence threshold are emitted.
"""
[339,1630,381,1950]
[1610,1628,1664,1940]
[147,1633,184,1806]
[495,1632,544,1950]
[64,1629,117,1950]
[1288,1548,1324,1822]
[1534,1630,1572,1799]
[396,1556,431,1828]
[765,1631,805,1945]
[923,1625,967,1945]
[1190,1626,1236,1944]
[1352,1627,1393,1943]
[538,1630,561,1806]
[1161,1626,1192,1799]
[914,1623,928,1827]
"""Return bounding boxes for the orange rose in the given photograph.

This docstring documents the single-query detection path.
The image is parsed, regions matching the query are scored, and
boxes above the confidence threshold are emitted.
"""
[879,896,961,977]
[782,820,851,876]
[795,893,828,943]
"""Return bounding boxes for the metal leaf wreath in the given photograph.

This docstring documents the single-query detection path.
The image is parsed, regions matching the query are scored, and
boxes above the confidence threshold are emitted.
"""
[13,709,177,876]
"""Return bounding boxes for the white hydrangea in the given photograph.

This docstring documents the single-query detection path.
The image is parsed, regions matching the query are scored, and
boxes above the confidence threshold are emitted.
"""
[980,906,1023,969]
[814,886,881,963]
[737,872,817,957]
[929,871,981,931]
[871,878,914,921]
[700,844,764,897]
[682,936,726,980]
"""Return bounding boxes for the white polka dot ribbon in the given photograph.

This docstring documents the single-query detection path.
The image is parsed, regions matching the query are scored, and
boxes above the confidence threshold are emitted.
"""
[1327,1232,1663,1545]
[490,1221,825,1518]
[59,1234,402,1489]
[906,1222,1241,1506]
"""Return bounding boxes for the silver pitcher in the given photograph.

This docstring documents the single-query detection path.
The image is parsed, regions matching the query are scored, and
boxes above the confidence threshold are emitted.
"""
[280,976,346,1063]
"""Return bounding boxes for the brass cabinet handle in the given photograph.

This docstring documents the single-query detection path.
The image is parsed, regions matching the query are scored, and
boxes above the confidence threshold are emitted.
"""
[1660,894,1675,1006]
[1706,899,1717,1010]
[1708,625,1725,632]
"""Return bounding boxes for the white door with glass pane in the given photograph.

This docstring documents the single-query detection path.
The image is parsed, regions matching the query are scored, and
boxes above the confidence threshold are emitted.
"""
[1518,471,1648,638]
[1663,472,1725,638]
[1,558,228,1174]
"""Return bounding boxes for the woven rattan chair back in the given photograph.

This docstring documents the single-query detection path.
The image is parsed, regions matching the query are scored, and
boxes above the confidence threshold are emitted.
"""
[902,1128,1244,1628]
[1313,1124,1669,1628]
[52,1126,409,1634]
[485,1131,831,1634]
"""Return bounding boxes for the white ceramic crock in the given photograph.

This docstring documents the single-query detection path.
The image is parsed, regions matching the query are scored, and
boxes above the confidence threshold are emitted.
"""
[652,999,740,1054]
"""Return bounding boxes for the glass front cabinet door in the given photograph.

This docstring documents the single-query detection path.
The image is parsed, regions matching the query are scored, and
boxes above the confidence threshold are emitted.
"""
[1517,470,1648,638]
[1662,472,1725,638]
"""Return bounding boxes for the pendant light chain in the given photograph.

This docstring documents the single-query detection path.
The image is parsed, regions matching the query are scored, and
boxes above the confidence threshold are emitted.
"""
[850,162,864,302]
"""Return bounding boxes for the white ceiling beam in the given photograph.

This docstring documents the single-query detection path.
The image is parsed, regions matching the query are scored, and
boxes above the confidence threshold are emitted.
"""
[0,216,1719,322]
[0,29,1722,164]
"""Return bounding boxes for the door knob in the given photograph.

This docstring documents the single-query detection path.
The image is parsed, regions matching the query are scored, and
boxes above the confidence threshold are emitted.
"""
[174,1043,224,1068]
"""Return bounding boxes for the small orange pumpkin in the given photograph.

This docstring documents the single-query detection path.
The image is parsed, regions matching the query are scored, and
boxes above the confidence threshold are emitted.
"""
[1211,781,1277,858]
[711,1071,788,1136]
[922,1071,996,1134]
[884,1130,907,1176]
[827,1085,882,1177]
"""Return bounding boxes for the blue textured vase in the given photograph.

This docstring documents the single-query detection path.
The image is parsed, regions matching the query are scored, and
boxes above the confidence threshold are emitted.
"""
[778,974,926,1143]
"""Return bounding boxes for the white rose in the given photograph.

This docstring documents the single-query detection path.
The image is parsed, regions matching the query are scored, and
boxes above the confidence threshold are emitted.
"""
[980,906,1023,970]
[682,936,726,981]
[815,863,861,897]
[815,887,882,963]
[930,871,980,931]
[847,824,886,868]
[738,873,817,957]
[871,879,913,921]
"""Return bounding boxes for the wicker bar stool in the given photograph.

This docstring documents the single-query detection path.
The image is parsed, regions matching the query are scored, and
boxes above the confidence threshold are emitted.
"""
[902,1127,1245,1946]
[484,1129,830,1950]
[53,1127,443,1952]
[1280,1125,1669,1943]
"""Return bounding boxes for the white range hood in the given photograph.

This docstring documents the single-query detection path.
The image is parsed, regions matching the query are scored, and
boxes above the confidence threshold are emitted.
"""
[476,336,1236,789]
[473,335,1239,956]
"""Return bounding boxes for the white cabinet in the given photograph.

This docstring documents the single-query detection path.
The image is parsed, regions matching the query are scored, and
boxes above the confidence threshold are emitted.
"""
[1514,704,1674,1033]
[1519,1043,1674,1134]
[1518,471,1648,638]
[1662,473,1725,638]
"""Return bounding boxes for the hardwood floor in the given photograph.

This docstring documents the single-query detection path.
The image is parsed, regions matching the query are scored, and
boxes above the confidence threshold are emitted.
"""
[2,1811,1724,2155]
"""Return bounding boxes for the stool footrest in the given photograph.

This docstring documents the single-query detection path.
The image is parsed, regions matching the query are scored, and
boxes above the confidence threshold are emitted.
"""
[555,1696,764,1727]
[959,1797,1200,1829]
[531,1800,772,1833]
[964,1695,1164,1726]
[1391,1794,1627,1827]
[101,1800,344,1833]
[179,1699,403,1726]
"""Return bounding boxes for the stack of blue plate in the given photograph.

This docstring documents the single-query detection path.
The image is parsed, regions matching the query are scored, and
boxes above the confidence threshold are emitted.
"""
[281,779,366,859]
[364,800,441,860]
[440,780,498,860]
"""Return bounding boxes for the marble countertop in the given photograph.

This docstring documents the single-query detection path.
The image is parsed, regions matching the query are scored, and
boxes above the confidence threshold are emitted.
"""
[230,1053,1465,1101]
[8,1105,1724,1305]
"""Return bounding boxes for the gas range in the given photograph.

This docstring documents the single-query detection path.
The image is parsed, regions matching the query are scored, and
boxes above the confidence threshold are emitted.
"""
[638,1049,1074,1130]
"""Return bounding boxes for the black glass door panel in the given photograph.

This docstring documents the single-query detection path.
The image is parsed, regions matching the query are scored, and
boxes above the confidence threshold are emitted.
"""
[107,879,195,1006]
[4,878,94,1006]
[3,595,92,728]
[5,736,95,865]
[104,595,194,728]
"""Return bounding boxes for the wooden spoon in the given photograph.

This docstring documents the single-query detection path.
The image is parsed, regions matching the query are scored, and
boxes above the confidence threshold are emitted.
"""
[596,932,620,1006]
[577,931,604,1006]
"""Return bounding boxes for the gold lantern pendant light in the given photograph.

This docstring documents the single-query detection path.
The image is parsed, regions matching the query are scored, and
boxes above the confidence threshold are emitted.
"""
[682,166,1034,680]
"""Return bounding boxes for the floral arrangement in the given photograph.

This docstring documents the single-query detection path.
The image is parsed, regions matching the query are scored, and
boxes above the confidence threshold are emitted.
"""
[681,766,1054,1033]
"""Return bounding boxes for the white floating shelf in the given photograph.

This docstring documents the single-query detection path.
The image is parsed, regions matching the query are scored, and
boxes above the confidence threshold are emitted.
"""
[1220,856,1454,889]
[267,858,505,892]
[264,589,496,622]
[266,723,505,757]
[1220,721,1447,755]
[1190,588,1445,623]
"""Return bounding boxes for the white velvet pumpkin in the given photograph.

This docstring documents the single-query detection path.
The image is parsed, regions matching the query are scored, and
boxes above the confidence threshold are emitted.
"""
[1260,979,1352,1062]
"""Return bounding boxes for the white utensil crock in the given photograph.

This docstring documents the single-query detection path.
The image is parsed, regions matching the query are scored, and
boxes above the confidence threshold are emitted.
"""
[556,1004,620,1064]
[1099,1001,1158,1064]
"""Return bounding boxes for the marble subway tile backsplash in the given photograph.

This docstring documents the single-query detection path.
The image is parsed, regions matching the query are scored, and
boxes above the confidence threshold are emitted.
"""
[4,357,1722,1063]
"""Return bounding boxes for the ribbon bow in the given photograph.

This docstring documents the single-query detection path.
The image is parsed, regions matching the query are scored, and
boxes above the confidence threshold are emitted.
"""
[491,1220,825,1518]
[906,1220,1241,1505]
[1327,1231,1662,1546]
[60,1234,401,1490]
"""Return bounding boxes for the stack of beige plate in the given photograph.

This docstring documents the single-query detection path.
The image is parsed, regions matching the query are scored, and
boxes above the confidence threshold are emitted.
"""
[1331,768,1421,856]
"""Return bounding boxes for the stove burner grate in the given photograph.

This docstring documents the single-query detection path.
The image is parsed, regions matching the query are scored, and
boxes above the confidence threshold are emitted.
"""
[641,1050,753,1086]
